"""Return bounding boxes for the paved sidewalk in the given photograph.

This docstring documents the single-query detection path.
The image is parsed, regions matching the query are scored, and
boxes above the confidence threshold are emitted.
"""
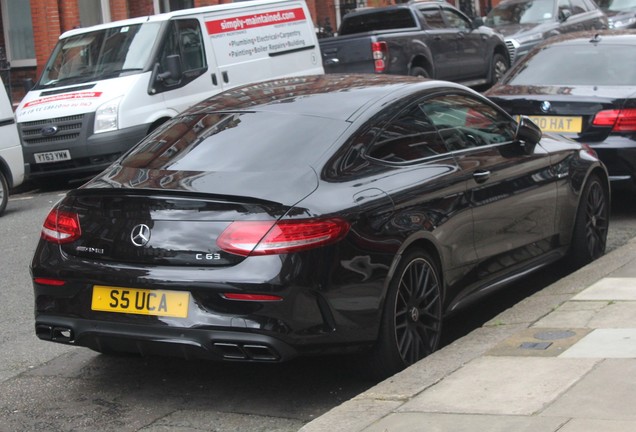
[300,237,636,432]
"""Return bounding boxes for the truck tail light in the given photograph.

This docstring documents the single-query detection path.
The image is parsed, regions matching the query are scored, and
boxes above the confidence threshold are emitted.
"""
[592,109,636,132]
[372,42,388,73]
[41,208,82,244]
[217,218,350,256]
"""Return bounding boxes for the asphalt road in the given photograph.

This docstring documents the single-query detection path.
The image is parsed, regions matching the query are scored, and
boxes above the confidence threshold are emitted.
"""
[1,187,634,432]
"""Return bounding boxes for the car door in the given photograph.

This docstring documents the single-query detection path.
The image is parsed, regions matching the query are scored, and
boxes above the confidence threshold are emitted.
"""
[422,92,559,285]
[417,5,457,79]
[440,6,488,81]
[361,99,478,289]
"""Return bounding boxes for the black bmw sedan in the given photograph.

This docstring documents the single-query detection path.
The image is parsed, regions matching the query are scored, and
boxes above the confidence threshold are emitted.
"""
[31,74,609,377]
[486,30,636,190]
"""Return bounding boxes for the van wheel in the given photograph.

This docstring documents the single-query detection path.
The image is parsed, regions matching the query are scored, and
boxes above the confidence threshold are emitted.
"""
[368,249,443,378]
[568,174,608,269]
[0,171,8,216]
[490,53,509,85]
[410,66,430,79]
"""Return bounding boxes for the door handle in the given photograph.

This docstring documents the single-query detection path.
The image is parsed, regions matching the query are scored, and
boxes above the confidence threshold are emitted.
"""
[211,73,217,86]
[473,170,490,183]
[222,71,229,83]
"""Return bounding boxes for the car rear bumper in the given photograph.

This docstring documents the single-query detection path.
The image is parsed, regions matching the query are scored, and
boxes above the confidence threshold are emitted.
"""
[35,315,299,362]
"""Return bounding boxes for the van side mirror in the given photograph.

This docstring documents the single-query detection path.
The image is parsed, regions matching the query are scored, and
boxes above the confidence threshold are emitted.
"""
[472,17,484,28]
[23,78,34,93]
[159,54,183,82]
[515,116,542,154]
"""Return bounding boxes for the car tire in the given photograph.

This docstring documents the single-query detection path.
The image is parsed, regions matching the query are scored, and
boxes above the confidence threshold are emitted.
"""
[490,53,509,85]
[0,171,8,216]
[568,174,609,269]
[369,248,443,378]
[410,66,430,78]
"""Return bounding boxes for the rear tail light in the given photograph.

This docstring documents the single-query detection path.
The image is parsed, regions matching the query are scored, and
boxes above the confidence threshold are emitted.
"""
[41,208,81,244]
[592,108,636,132]
[372,41,388,73]
[33,277,66,286]
[217,218,350,256]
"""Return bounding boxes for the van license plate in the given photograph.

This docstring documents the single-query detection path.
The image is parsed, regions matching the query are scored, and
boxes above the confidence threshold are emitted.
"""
[91,285,189,318]
[34,150,71,163]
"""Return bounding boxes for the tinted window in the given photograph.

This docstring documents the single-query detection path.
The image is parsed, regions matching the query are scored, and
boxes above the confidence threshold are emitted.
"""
[442,8,470,29]
[419,7,446,28]
[569,0,589,13]
[121,112,348,171]
[486,0,555,26]
[505,44,636,86]
[339,9,417,35]
[422,95,516,150]
[368,104,448,163]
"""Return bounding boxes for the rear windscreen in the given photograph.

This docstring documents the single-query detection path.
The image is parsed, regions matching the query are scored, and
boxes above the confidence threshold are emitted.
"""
[120,111,348,172]
[339,9,417,35]
[506,44,636,86]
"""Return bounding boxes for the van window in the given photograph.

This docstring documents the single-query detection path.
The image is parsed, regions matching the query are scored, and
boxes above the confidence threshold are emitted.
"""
[37,22,162,89]
[156,19,207,89]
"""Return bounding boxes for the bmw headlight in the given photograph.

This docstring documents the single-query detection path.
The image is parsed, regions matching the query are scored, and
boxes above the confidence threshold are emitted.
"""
[94,96,122,134]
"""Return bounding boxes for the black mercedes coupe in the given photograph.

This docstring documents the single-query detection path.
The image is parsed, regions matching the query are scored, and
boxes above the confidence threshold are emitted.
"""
[31,74,609,377]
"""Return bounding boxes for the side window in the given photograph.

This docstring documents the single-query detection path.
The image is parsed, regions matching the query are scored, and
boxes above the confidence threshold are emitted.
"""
[419,7,446,29]
[422,94,517,151]
[157,19,206,87]
[441,9,470,30]
[368,104,448,163]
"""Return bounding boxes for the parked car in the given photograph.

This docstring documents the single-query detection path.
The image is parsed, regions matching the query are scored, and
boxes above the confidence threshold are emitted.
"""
[598,0,636,28]
[484,0,607,63]
[0,76,24,216]
[31,74,609,378]
[486,30,636,190]
[319,1,510,87]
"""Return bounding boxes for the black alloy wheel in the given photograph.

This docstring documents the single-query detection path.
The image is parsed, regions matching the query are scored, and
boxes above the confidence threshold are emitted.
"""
[569,174,609,268]
[370,249,443,378]
[0,171,8,216]
[491,53,509,85]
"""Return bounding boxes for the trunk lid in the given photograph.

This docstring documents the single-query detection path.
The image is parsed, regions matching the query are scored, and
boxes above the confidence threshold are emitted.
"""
[58,167,317,267]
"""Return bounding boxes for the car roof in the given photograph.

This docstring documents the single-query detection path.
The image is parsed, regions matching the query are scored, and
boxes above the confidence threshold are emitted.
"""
[184,74,464,122]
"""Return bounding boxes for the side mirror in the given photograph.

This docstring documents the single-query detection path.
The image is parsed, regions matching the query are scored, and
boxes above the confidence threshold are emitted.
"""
[23,78,34,93]
[516,116,542,154]
[472,16,484,28]
[559,8,572,22]
[158,54,183,82]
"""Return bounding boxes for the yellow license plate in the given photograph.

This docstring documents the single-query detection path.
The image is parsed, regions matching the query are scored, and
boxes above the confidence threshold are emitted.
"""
[91,285,189,318]
[523,115,582,133]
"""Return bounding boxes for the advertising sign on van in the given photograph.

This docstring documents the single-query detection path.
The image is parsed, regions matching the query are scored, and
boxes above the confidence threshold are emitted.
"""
[205,6,314,66]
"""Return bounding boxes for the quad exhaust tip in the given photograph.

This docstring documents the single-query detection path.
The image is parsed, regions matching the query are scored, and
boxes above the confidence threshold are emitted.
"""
[213,342,279,361]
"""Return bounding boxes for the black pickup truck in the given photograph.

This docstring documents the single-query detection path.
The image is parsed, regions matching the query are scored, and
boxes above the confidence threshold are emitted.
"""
[320,1,510,87]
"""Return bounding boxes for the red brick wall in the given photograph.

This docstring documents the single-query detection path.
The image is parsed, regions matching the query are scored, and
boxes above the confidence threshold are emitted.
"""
[59,0,80,31]
[110,0,129,21]
[30,0,61,78]
[129,0,154,18]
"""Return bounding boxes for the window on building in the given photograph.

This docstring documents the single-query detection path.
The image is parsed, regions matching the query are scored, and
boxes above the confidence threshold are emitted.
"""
[1,1,36,67]
[80,0,112,27]
[156,0,195,13]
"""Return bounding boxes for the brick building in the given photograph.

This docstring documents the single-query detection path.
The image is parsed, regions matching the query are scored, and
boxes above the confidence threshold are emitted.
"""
[0,0,483,106]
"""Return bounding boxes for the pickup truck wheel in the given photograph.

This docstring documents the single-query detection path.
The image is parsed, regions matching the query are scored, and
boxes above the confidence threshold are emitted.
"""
[490,53,509,85]
[410,66,429,78]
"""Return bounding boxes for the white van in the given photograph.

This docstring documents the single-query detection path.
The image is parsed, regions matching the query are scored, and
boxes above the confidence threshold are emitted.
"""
[0,76,24,215]
[15,0,323,183]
